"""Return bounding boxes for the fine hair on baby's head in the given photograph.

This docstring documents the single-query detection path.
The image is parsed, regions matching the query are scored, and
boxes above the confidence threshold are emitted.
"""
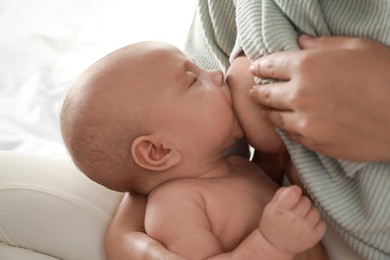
[60,42,171,193]
[61,41,241,194]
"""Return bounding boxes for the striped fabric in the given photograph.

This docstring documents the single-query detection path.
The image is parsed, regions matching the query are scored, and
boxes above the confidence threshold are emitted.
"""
[184,1,390,259]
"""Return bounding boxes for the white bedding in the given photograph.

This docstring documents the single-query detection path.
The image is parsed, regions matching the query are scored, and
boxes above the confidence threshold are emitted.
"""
[0,0,196,154]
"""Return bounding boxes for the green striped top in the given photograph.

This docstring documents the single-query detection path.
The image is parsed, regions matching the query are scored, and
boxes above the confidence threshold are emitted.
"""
[184,1,390,259]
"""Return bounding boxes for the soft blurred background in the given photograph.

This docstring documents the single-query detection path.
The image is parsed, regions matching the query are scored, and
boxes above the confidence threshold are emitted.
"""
[0,0,197,154]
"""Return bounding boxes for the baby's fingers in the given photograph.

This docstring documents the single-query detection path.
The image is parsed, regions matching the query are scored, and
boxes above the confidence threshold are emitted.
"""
[306,208,327,238]
[272,185,302,210]
[293,195,312,218]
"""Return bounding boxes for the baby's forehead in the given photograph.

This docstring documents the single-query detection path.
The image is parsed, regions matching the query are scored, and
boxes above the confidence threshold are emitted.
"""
[128,41,182,59]
[87,42,179,74]
[126,43,189,73]
[80,42,187,96]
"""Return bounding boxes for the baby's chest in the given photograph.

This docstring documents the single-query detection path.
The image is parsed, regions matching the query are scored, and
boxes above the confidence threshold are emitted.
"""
[203,182,268,251]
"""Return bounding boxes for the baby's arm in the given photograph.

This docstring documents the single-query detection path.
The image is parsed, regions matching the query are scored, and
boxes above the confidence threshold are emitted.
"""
[106,186,326,259]
[105,192,184,260]
[208,186,327,260]
[146,183,326,260]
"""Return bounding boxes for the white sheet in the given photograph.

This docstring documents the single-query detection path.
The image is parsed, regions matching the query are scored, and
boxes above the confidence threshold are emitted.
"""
[0,0,196,154]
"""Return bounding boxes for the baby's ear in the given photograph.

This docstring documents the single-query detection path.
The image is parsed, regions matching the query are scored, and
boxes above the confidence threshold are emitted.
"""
[131,135,181,171]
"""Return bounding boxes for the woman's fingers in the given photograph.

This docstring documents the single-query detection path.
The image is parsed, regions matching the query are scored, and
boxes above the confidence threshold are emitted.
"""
[248,83,298,132]
[249,51,297,80]
[249,83,292,111]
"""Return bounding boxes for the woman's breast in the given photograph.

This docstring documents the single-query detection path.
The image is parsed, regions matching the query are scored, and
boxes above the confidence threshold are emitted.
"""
[285,158,310,197]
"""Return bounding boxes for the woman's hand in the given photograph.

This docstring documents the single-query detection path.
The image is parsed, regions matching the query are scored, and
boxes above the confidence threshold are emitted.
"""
[105,192,184,260]
[249,35,390,162]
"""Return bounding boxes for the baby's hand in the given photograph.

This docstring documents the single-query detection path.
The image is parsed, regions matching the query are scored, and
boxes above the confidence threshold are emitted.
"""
[259,186,326,255]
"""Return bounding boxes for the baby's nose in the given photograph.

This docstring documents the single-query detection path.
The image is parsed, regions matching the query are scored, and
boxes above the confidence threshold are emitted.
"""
[209,69,224,86]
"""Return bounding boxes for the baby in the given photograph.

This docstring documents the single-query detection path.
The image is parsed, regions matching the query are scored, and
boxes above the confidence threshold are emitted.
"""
[60,41,327,259]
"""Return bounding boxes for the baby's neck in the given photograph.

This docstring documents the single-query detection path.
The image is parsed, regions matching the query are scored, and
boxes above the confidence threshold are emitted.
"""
[195,158,235,179]
[151,157,232,192]
[142,155,240,195]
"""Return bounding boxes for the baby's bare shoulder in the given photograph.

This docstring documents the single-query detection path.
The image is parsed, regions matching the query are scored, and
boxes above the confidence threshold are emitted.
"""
[148,179,206,208]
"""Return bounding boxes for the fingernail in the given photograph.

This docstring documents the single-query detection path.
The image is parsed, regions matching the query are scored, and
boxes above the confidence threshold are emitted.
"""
[248,86,257,100]
[299,34,316,49]
[249,63,257,74]
[299,34,314,41]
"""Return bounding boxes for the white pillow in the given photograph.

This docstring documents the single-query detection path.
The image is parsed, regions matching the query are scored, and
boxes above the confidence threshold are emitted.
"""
[0,151,122,260]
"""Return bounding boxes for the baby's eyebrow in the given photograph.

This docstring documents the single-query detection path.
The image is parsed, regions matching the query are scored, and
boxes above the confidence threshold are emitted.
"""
[183,59,192,68]
[184,59,199,73]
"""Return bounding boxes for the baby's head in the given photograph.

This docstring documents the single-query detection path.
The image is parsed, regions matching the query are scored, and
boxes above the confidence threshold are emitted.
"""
[61,41,243,193]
